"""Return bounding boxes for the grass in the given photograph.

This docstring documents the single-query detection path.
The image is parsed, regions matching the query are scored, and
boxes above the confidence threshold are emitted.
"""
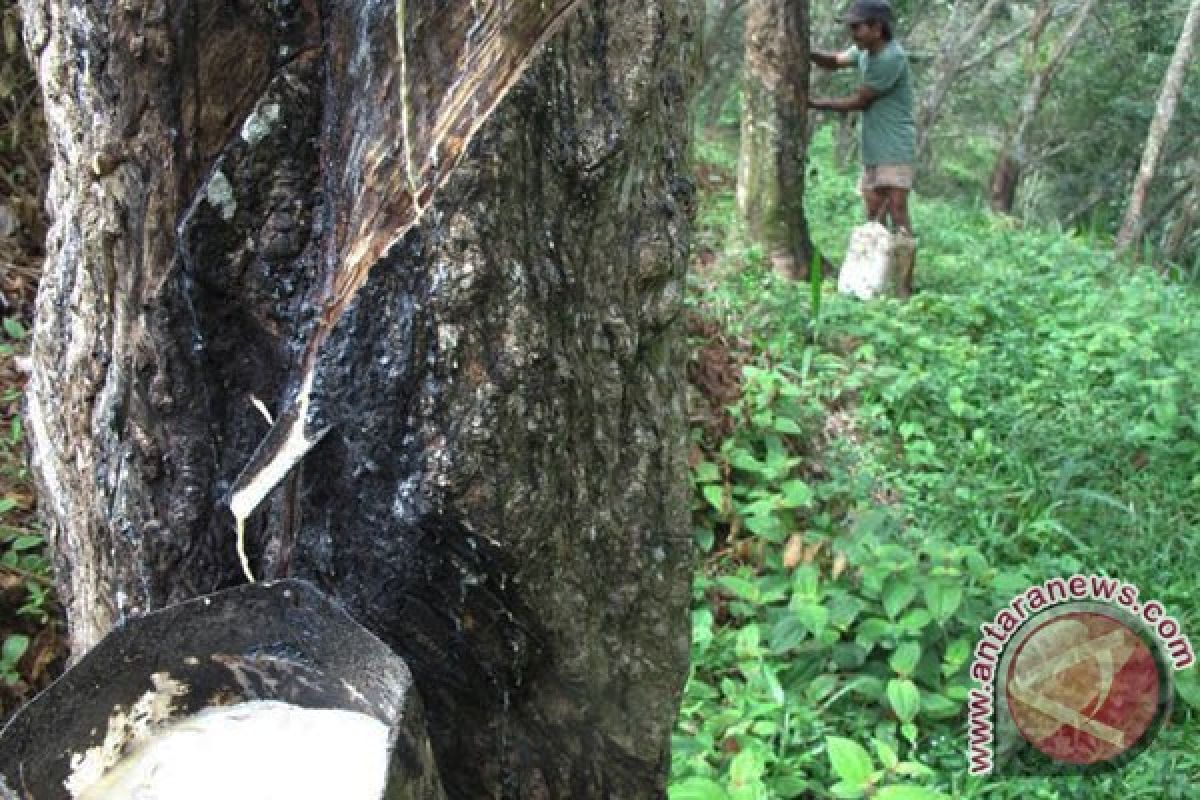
[672,124,1200,799]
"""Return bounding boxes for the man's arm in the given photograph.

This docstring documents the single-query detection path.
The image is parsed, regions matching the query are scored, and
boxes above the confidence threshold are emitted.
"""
[808,85,879,112]
[810,49,856,70]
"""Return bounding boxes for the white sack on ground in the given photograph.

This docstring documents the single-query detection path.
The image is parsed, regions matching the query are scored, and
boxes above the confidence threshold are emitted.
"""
[838,222,893,300]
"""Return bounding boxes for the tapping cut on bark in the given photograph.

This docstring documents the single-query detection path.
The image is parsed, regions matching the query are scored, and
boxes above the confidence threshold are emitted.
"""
[229,0,588,534]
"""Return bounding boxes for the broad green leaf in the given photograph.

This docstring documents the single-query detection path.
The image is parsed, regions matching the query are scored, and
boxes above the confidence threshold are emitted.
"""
[792,601,829,637]
[892,761,935,778]
[735,624,762,659]
[827,592,866,630]
[769,774,811,798]
[805,673,839,703]
[692,609,714,650]
[882,579,918,619]
[887,678,921,723]
[923,583,963,621]
[920,693,960,719]
[730,747,765,786]
[896,609,932,633]
[826,736,874,787]
[874,787,947,800]
[1175,667,1200,711]
[855,617,892,649]
[2,317,26,340]
[790,565,821,601]
[772,416,804,435]
[11,536,43,552]
[729,448,766,474]
[873,738,899,770]
[943,638,971,672]
[693,461,721,483]
[1,634,29,668]
[669,777,730,800]
[743,513,784,542]
[702,485,727,514]
[718,576,760,603]
[829,781,867,799]
[779,479,814,508]
[889,641,921,676]
[761,665,785,705]
[769,613,808,654]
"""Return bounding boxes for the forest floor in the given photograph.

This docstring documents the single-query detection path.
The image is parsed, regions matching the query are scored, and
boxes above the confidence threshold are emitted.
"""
[672,125,1200,799]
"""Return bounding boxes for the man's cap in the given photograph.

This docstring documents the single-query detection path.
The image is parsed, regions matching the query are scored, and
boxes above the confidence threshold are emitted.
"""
[838,0,894,25]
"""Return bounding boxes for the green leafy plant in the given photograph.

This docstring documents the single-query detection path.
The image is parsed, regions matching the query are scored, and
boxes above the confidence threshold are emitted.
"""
[0,634,28,685]
[675,122,1200,800]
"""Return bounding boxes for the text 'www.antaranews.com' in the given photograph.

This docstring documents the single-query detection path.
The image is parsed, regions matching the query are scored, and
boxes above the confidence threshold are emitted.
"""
[967,574,1194,775]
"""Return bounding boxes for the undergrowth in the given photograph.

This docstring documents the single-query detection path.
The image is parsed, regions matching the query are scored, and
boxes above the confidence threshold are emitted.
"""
[672,126,1200,799]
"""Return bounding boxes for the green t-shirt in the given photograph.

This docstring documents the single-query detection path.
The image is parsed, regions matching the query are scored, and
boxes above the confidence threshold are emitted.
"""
[851,41,916,167]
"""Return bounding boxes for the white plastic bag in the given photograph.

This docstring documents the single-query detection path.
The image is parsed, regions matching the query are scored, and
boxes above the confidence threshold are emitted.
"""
[837,221,893,300]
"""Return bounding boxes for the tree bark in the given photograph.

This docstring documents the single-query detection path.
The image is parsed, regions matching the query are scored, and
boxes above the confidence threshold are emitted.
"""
[20,0,697,797]
[736,0,814,279]
[1115,0,1200,256]
[988,0,1097,214]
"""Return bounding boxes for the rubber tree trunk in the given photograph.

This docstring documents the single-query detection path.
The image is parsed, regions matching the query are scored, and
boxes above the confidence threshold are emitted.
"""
[736,0,814,279]
[1115,0,1200,256]
[988,0,1096,214]
[20,0,697,797]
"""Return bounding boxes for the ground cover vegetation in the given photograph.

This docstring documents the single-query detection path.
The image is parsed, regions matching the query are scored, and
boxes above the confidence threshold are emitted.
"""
[670,123,1200,799]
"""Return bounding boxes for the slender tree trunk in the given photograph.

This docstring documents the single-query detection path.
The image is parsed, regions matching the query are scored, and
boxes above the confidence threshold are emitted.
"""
[736,0,814,279]
[699,0,745,84]
[916,0,1004,169]
[1115,0,1200,256]
[1162,156,1200,263]
[20,0,696,797]
[988,0,1097,213]
[698,0,746,128]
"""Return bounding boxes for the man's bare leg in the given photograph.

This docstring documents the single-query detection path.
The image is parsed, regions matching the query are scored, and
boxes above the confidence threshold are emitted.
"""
[863,188,887,223]
[886,187,911,234]
[886,187,916,297]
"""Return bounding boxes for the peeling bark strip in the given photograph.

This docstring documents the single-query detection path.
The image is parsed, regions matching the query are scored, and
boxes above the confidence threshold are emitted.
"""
[22,0,696,797]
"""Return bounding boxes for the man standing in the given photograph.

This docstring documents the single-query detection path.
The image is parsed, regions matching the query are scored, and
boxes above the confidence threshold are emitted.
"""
[810,0,918,297]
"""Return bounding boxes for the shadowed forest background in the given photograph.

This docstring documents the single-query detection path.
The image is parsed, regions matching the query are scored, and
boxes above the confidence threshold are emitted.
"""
[1,0,1198,798]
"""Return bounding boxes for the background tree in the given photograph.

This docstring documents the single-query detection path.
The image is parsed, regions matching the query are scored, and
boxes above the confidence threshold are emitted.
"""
[988,0,1099,213]
[19,0,696,796]
[1116,0,1200,256]
[736,0,815,279]
[915,0,1007,169]
[697,0,748,128]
